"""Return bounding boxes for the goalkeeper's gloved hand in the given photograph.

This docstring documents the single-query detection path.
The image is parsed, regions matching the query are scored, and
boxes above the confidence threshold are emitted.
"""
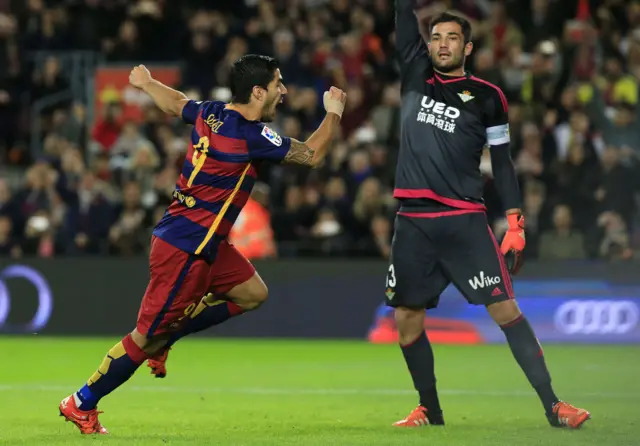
[500,212,525,275]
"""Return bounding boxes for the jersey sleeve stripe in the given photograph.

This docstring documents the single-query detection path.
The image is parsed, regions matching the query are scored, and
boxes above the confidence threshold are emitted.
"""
[194,163,252,256]
[470,76,508,113]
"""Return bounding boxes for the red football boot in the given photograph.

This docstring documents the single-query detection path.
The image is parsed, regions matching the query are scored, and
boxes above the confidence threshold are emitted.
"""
[393,405,432,427]
[147,347,170,378]
[548,401,591,429]
[59,395,108,435]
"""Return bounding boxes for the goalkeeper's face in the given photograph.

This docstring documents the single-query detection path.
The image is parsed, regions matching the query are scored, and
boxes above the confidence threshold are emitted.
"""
[428,22,472,74]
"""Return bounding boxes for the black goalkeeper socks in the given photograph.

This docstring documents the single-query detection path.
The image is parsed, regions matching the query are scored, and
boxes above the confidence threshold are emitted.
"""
[401,331,444,424]
[500,315,559,414]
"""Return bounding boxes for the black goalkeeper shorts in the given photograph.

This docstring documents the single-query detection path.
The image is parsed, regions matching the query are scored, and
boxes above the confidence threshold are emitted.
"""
[385,210,514,310]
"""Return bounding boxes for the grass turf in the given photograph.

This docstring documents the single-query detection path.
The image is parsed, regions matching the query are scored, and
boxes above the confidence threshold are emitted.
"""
[0,338,638,445]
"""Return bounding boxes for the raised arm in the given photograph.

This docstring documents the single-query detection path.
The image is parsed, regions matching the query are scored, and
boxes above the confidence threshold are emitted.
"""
[246,87,346,168]
[129,65,190,118]
[283,87,346,168]
[395,0,428,70]
[396,0,424,64]
[284,114,341,168]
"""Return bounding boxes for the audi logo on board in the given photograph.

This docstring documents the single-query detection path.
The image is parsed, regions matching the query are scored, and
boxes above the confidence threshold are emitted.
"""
[0,265,53,332]
[554,300,639,335]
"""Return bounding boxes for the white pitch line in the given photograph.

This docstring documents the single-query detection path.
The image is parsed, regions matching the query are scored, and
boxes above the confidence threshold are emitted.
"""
[0,384,636,399]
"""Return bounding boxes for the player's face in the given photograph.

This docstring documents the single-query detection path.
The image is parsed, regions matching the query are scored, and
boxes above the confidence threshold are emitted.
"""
[428,22,472,73]
[260,69,287,123]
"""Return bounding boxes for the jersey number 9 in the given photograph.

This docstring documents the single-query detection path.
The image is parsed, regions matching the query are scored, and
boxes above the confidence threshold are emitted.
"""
[187,136,209,187]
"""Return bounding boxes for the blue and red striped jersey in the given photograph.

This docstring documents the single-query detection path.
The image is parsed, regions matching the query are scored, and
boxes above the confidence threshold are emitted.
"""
[153,100,291,261]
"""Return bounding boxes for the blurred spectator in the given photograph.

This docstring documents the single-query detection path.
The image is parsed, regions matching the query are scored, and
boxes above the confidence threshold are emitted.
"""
[584,87,640,153]
[322,176,352,228]
[0,178,21,230]
[476,1,523,63]
[553,110,603,161]
[355,214,392,259]
[597,211,633,261]
[520,180,550,259]
[31,57,69,105]
[594,146,640,230]
[92,102,124,153]
[310,207,350,256]
[22,209,57,257]
[65,172,115,256]
[351,177,393,238]
[271,185,315,256]
[0,215,20,258]
[473,47,505,87]
[230,183,277,260]
[108,181,149,256]
[1,0,640,260]
[370,82,400,146]
[538,204,587,260]
[554,140,599,230]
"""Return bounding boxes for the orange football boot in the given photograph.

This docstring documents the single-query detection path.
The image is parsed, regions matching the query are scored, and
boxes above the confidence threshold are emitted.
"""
[147,347,170,378]
[393,405,433,427]
[548,401,591,428]
[59,395,108,435]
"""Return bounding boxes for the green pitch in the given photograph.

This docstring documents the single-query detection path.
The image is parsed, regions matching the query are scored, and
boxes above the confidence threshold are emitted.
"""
[0,338,638,446]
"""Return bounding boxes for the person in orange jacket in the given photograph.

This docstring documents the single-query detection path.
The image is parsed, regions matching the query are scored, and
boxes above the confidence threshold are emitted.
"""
[230,182,277,259]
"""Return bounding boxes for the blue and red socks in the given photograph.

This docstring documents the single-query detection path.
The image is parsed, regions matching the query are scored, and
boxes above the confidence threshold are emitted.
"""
[500,315,559,414]
[74,334,148,411]
[166,296,245,347]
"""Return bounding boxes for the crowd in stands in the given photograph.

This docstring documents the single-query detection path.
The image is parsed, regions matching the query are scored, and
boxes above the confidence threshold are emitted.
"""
[0,0,639,261]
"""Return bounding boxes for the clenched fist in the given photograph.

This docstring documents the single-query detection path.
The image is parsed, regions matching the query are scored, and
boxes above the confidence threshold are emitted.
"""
[129,65,153,89]
[323,86,347,118]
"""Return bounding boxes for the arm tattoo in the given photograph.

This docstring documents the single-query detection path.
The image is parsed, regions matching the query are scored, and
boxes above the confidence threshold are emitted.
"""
[284,139,316,166]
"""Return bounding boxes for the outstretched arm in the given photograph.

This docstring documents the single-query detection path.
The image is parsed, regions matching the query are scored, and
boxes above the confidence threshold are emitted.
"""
[129,64,189,118]
[246,87,347,167]
[283,87,347,168]
[283,113,341,168]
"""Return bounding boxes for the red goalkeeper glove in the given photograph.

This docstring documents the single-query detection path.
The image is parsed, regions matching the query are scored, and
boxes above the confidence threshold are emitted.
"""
[500,213,525,275]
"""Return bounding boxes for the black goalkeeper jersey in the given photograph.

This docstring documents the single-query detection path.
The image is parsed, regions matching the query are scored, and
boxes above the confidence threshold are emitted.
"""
[394,0,511,211]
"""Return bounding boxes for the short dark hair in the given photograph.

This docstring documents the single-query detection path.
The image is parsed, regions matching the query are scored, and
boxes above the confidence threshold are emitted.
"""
[229,54,280,104]
[430,12,472,44]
